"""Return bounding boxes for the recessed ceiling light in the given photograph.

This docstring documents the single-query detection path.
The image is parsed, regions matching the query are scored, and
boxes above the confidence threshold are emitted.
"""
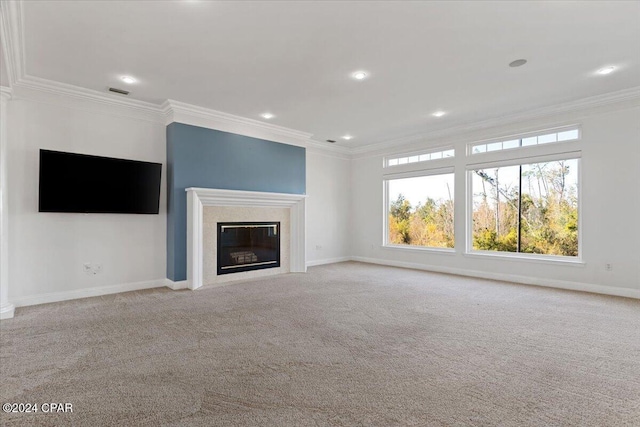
[432,111,447,117]
[342,135,353,140]
[509,59,527,68]
[120,76,137,84]
[261,113,275,119]
[352,71,368,80]
[597,66,616,75]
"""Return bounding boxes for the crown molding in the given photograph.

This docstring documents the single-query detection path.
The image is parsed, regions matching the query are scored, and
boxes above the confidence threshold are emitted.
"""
[0,0,346,156]
[0,0,25,86]
[2,0,638,159]
[161,99,313,140]
[162,99,313,147]
[305,139,352,158]
[13,75,165,122]
[8,75,350,156]
[5,73,640,160]
[0,85,11,100]
[161,100,351,156]
[350,86,640,157]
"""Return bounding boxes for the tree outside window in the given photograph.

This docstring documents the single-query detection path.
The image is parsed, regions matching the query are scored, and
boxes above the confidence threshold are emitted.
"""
[471,159,579,256]
[387,174,455,248]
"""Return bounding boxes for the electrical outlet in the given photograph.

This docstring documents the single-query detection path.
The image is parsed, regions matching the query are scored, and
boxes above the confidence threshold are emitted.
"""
[605,263,613,271]
[315,245,322,250]
[83,263,102,275]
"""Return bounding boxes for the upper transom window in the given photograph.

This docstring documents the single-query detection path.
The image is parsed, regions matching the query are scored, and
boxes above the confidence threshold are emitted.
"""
[469,127,580,155]
[386,148,455,167]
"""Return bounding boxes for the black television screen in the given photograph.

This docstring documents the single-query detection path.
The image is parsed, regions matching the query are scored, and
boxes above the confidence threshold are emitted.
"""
[39,150,162,214]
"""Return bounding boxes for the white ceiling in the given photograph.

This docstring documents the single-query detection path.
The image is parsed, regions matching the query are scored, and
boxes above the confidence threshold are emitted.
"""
[16,1,640,147]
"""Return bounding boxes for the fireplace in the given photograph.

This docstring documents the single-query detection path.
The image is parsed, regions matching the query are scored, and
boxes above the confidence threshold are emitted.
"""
[186,188,305,290]
[217,222,280,275]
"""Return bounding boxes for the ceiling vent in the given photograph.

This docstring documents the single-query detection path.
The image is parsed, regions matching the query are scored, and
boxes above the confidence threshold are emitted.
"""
[108,87,130,95]
[326,139,336,143]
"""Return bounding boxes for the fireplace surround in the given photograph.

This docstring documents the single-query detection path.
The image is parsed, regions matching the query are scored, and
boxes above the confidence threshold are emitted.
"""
[186,188,307,290]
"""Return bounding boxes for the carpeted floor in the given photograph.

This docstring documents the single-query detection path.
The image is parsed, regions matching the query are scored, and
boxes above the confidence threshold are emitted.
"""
[1,262,639,426]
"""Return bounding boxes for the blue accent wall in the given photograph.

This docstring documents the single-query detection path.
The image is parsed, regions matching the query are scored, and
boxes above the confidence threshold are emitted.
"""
[166,122,306,281]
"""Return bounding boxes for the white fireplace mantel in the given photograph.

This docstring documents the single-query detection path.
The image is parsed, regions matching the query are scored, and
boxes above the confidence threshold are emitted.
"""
[186,187,307,290]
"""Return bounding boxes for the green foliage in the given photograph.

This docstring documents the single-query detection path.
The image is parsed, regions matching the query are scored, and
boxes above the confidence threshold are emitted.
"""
[389,195,412,243]
[390,195,412,222]
[389,194,454,248]
[472,161,578,257]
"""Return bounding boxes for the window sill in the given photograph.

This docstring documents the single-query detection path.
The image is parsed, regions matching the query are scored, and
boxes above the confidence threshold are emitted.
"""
[382,244,456,255]
[463,251,585,267]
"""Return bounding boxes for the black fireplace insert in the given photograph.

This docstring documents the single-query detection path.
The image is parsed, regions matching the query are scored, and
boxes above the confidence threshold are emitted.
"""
[217,222,281,275]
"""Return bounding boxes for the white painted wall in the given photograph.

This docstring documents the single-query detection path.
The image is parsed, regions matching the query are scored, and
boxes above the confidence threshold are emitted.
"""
[306,150,351,265]
[5,85,637,307]
[5,90,352,306]
[7,93,167,306]
[350,103,640,297]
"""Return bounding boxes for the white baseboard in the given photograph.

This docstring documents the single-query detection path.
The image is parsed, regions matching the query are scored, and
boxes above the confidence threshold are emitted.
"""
[351,256,640,300]
[306,257,352,267]
[165,279,188,290]
[11,279,168,308]
[9,257,637,310]
[0,302,15,319]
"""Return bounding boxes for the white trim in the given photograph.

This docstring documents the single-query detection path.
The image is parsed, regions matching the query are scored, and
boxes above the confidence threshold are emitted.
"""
[0,86,11,98]
[383,166,455,180]
[0,0,25,86]
[0,86,13,320]
[382,179,390,248]
[163,99,313,147]
[386,144,456,161]
[13,76,164,123]
[382,245,456,255]
[5,74,637,159]
[462,251,584,266]
[465,149,582,170]
[305,143,352,159]
[11,279,168,308]
[306,257,352,267]
[350,86,640,157]
[185,188,307,290]
[7,78,349,157]
[383,170,456,248]
[0,302,14,319]
[165,279,188,290]
[351,257,639,300]
[162,100,351,157]
[467,124,580,156]
[466,156,582,259]
[1,0,638,157]
[385,146,455,168]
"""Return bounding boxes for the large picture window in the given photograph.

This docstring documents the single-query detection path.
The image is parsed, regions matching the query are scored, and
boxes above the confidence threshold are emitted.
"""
[386,173,455,249]
[471,158,579,257]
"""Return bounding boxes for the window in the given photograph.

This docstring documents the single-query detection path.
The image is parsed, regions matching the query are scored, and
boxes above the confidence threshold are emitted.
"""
[471,158,579,257]
[470,127,579,155]
[386,148,454,167]
[386,173,455,249]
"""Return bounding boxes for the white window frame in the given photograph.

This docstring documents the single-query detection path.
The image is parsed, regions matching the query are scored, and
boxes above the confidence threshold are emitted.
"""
[384,146,455,169]
[467,125,581,157]
[383,166,456,253]
[465,150,584,264]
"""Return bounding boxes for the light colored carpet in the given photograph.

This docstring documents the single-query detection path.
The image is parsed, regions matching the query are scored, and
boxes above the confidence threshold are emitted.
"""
[1,262,639,426]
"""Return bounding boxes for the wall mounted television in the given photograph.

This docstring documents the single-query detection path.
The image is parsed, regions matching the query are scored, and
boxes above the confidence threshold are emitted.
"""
[39,150,162,214]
